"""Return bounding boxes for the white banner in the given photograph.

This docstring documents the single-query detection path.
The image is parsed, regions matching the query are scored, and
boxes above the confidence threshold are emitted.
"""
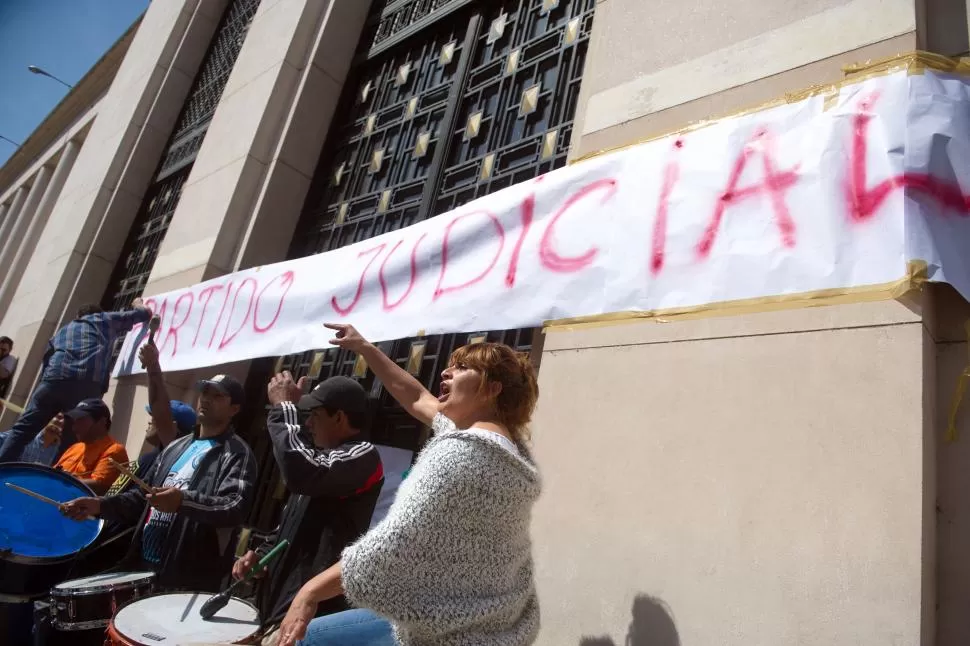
[114,66,970,377]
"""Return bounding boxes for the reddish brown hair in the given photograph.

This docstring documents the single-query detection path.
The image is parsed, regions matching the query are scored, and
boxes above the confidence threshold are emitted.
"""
[449,342,539,442]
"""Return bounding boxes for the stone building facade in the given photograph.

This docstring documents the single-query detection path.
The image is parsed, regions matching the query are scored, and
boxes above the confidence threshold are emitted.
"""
[1,1,969,643]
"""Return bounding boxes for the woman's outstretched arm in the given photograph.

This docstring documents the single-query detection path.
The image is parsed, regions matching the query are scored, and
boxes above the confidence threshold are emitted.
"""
[326,323,439,426]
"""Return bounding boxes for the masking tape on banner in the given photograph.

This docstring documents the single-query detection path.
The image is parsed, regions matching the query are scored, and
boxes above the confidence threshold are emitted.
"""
[0,399,24,414]
[570,51,970,166]
[945,320,970,443]
[543,260,928,333]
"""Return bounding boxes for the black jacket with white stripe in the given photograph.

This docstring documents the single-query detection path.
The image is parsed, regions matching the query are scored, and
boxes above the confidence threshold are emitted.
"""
[257,401,384,628]
[99,427,258,592]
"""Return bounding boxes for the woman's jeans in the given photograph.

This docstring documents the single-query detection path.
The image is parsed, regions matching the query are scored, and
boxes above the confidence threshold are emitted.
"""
[297,608,397,646]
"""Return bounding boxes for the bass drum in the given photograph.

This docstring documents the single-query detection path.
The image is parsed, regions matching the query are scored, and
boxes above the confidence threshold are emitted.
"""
[107,592,261,645]
[0,463,103,601]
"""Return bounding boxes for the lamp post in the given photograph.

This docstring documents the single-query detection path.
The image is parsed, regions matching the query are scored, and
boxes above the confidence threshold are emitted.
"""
[0,135,20,148]
[27,65,73,90]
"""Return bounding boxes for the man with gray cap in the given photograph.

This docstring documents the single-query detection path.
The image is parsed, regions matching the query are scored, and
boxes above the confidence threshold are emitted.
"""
[234,371,383,645]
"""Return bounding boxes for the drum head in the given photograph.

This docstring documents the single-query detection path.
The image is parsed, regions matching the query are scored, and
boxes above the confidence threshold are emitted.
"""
[112,592,260,644]
[54,571,155,592]
[0,463,102,560]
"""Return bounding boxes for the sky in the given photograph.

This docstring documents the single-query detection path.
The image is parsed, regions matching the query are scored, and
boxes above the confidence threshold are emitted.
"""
[0,0,149,167]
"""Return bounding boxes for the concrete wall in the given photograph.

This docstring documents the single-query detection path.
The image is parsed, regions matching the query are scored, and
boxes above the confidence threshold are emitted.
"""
[531,300,934,645]
[570,0,921,159]
[924,0,970,55]
[926,285,970,646]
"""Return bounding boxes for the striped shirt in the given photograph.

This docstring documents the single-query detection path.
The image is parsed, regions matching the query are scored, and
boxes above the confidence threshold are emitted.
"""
[42,309,151,388]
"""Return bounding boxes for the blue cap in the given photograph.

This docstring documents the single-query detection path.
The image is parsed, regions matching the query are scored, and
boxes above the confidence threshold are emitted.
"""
[145,400,197,436]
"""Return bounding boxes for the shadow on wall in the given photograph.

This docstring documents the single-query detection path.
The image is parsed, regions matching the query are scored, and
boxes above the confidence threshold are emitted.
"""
[580,594,680,646]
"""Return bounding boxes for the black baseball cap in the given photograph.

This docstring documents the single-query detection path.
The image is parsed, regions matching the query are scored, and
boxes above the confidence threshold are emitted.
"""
[196,374,245,405]
[297,376,367,414]
[66,399,111,423]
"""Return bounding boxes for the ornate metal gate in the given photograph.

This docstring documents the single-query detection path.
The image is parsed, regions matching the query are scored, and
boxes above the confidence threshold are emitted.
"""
[242,0,595,529]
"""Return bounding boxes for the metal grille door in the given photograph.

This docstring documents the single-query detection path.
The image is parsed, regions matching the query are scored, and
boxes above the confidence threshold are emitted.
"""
[256,0,595,467]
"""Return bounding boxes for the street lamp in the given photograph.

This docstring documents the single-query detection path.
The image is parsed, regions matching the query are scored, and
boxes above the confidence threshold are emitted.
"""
[0,135,20,148]
[27,65,73,89]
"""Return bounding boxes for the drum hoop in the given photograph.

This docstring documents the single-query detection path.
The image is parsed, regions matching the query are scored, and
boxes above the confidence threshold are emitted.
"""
[0,461,105,563]
[0,548,101,565]
[52,572,156,597]
[110,592,262,641]
[52,617,110,631]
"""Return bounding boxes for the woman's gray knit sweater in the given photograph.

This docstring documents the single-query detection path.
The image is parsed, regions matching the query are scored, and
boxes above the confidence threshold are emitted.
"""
[341,413,541,645]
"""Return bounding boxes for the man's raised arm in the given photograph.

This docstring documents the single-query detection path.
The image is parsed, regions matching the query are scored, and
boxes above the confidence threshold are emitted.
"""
[138,342,178,448]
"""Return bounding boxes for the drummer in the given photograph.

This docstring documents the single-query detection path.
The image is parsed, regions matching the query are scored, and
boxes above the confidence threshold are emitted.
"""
[52,399,129,494]
[233,372,384,645]
[60,357,258,592]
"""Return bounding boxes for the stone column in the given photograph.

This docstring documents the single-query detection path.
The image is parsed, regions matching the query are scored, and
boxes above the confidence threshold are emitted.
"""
[0,168,51,280]
[0,202,9,262]
[0,141,80,316]
[0,186,30,268]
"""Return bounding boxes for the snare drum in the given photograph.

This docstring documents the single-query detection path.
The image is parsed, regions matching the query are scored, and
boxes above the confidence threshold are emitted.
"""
[51,571,155,630]
[0,463,103,601]
[107,592,261,645]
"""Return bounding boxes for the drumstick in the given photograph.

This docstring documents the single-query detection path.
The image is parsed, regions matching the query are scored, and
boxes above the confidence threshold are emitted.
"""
[109,458,152,494]
[5,482,62,507]
[199,539,290,619]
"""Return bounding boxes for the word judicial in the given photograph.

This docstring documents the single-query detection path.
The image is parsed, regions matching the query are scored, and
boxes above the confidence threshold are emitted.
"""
[115,65,970,376]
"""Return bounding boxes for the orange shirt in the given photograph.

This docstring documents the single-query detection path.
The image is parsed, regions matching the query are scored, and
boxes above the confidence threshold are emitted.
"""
[55,434,129,491]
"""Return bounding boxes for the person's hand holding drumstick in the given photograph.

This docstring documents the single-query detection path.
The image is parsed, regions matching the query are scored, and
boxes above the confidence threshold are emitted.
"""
[105,457,182,513]
[60,457,151,520]
[60,497,101,520]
